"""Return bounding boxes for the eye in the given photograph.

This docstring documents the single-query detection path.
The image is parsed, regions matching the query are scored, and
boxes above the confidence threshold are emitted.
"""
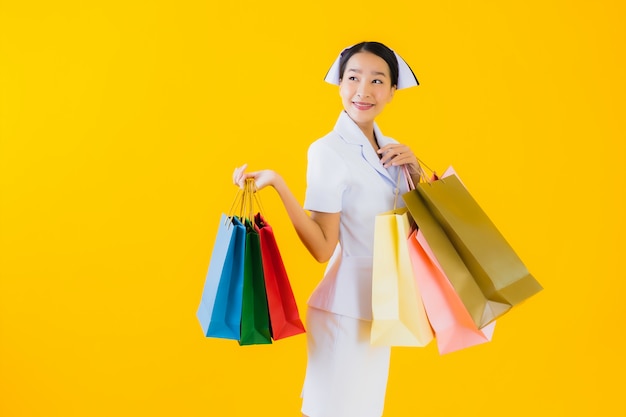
[348,76,358,81]
[372,79,383,84]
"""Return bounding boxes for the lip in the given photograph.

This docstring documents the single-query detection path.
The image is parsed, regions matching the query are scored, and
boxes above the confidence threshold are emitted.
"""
[352,101,375,111]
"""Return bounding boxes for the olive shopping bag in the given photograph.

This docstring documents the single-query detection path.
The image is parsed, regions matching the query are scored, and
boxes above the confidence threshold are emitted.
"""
[403,165,542,329]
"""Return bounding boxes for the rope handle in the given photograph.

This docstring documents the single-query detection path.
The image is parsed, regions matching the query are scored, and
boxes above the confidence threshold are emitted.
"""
[393,159,439,209]
[224,178,266,224]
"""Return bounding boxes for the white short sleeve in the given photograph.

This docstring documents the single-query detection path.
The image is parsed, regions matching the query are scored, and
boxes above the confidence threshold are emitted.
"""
[304,139,349,213]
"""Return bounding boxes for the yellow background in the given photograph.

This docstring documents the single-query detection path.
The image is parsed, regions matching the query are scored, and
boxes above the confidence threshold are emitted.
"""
[1,0,624,416]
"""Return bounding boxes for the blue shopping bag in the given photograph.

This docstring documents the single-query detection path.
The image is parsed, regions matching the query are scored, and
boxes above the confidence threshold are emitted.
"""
[197,214,246,340]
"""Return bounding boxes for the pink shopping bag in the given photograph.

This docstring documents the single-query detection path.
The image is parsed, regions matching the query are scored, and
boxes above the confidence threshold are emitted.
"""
[408,228,495,354]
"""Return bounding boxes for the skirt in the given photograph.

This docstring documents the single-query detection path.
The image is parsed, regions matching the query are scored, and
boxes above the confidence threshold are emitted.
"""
[301,307,391,417]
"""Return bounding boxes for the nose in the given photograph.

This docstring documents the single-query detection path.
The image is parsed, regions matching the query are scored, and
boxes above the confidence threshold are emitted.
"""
[356,82,371,98]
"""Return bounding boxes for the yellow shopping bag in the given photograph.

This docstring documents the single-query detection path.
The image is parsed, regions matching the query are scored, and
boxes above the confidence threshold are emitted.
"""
[370,168,434,347]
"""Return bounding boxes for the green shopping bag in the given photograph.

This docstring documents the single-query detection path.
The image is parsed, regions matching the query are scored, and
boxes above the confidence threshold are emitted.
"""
[239,187,272,345]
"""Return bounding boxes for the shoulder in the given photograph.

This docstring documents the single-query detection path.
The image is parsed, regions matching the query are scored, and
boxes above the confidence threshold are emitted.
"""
[310,129,340,146]
[306,132,350,179]
[307,130,344,156]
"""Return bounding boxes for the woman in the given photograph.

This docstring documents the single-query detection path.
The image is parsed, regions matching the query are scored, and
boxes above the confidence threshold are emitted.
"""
[233,41,422,417]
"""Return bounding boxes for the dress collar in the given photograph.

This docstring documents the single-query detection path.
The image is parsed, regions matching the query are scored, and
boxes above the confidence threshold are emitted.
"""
[333,111,397,185]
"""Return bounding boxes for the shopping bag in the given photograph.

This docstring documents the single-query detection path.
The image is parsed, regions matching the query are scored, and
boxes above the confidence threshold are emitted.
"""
[408,228,495,354]
[403,179,503,328]
[418,170,542,307]
[371,200,434,346]
[196,214,246,340]
[239,218,273,345]
[255,213,306,340]
[403,166,542,328]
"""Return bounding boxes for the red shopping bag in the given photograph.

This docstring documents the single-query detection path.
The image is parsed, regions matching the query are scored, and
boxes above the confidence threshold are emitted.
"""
[255,213,306,340]
[408,229,495,354]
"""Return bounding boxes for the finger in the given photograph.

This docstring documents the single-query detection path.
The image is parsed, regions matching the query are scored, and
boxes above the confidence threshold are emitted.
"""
[378,146,396,164]
[232,167,240,184]
[232,164,245,180]
[233,169,241,187]
[243,171,259,183]
[392,154,417,167]
[238,163,248,179]
[233,164,248,188]
[381,147,406,166]
[379,144,406,161]
[378,144,396,155]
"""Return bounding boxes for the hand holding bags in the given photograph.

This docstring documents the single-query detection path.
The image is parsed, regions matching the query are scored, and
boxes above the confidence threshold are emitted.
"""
[370,167,434,347]
[197,179,305,345]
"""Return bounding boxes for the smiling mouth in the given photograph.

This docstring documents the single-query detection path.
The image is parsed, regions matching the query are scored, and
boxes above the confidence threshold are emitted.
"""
[352,101,375,110]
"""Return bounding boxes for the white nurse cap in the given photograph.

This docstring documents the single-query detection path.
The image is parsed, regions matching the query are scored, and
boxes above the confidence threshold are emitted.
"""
[323,44,419,89]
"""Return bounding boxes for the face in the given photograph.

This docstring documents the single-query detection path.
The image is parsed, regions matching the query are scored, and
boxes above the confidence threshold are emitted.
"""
[339,51,396,131]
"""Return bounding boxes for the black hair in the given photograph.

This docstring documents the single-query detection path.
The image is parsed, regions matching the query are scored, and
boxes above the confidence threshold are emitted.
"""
[338,41,399,87]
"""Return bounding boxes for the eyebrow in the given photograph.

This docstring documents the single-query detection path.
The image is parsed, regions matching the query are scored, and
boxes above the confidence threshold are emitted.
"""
[346,68,389,78]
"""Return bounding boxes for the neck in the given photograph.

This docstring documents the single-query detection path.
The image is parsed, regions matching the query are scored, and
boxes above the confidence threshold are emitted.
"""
[363,127,380,155]
[356,122,376,145]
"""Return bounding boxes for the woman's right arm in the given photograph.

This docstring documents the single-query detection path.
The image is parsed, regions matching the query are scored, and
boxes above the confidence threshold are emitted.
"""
[233,164,340,263]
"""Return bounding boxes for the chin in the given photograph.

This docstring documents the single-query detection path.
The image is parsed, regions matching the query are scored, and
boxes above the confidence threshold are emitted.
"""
[347,111,374,124]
